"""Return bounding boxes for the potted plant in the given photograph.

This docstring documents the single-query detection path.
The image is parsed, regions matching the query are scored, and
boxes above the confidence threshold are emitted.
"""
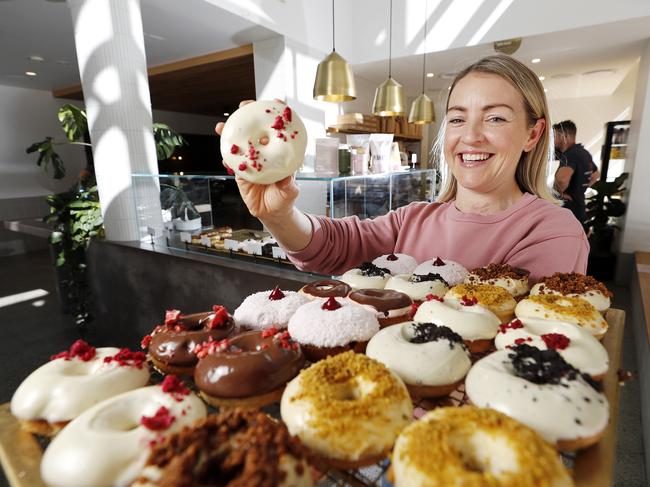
[27,104,186,326]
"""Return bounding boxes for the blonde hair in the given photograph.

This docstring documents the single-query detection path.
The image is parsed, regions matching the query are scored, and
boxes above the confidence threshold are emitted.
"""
[434,54,559,204]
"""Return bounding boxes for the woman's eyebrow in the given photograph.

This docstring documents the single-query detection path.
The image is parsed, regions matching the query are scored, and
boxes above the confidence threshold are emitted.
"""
[447,103,515,113]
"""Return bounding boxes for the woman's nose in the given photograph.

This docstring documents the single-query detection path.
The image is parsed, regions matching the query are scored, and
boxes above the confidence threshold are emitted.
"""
[461,119,485,144]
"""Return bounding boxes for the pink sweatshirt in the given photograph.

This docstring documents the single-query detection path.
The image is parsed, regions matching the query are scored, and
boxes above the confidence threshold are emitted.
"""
[285,193,589,283]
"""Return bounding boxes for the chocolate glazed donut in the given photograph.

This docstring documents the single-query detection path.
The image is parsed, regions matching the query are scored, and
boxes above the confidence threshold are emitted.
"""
[300,279,351,299]
[195,330,305,409]
[349,289,413,328]
[146,307,235,376]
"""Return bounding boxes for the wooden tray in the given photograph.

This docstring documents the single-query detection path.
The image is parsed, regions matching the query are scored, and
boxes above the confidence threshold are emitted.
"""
[0,310,625,487]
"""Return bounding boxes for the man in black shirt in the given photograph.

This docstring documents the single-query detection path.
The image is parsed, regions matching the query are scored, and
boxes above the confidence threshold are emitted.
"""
[553,120,600,226]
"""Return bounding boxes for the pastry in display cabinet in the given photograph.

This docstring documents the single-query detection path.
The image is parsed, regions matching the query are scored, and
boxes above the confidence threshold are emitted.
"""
[233,286,310,330]
[530,272,612,312]
[281,351,412,469]
[194,328,305,409]
[11,340,149,436]
[133,409,314,487]
[465,344,609,450]
[347,289,413,328]
[141,305,235,375]
[366,322,471,399]
[40,375,206,487]
[372,253,418,275]
[412,257,469,286]
[465,263,530,299]
[287,297,379,361]
[515,294,608,339]
[340,262,392,290]
[220,100,307,184]
[384,272,449,302]
[391,407,574,487]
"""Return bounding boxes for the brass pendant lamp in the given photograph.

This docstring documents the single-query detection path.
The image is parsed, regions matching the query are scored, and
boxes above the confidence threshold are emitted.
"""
[372,0,405,116]
[313,0,356,102]
[408,0,435,124]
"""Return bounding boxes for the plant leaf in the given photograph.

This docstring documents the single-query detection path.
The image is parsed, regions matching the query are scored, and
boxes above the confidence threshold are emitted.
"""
[153,123,186,160]
[58,104,88,142]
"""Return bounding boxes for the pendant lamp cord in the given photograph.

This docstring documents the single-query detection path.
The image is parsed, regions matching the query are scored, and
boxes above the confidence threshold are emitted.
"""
[388,0,393,77]
[422,0,427,93]
[332,0,336,51]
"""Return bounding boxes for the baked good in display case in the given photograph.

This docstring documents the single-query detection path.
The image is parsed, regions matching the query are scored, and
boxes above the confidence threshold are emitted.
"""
[366,322,471,398]
[233,286,310,330]
[412,257,468,286]
[347,289,413,328]
[340,262,391,290]
[465,263,530,299]
[371,253,418,275]
[384,272,449,302]
[11,340,149,436]
[142,305,235,376]
[530,272,612,312]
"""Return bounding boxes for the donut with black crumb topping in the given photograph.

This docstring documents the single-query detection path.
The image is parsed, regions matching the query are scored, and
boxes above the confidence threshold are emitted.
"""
[531,272,612,312]
[340,262,391,290]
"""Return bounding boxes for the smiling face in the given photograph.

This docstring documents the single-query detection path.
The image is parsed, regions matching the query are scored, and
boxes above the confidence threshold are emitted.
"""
[444,72,545,198]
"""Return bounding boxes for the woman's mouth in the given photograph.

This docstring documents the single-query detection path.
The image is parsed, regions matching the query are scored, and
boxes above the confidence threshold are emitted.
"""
[457,152,493,168]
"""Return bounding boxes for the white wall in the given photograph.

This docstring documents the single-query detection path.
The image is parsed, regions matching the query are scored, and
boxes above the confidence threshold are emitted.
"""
[0,84,86,199]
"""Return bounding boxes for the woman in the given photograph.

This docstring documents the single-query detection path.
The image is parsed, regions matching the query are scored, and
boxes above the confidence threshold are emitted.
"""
[216,55,588,282]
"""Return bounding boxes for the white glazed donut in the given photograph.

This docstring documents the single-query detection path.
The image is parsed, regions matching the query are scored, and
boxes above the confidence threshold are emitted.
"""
[366,322,470,388]
[384,273,449,301]
[11,341,149,430]
[495,317,609,378]
[233,286,310,330]
[340,262,391,290]
[412,257,468,286]
[413,297,500,342]
[465,263,530,298]
[41,376,207,487]
[220,100,307,184]
[465,346,609,450]
[372,253,418,275]
[515,294,608,338]
[288,297,379,348]
[530,272,612,312]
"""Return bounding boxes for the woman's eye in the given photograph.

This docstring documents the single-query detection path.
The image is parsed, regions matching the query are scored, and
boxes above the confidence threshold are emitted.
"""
[448,118,464,124]
[487,116,506,123]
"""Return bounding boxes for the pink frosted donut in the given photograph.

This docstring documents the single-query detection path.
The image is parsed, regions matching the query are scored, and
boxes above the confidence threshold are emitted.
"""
[220,100,307,184]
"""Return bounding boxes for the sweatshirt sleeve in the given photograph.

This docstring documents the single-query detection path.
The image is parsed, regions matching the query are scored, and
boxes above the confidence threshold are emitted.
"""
[506,234,589,283]
[283,207,407,276]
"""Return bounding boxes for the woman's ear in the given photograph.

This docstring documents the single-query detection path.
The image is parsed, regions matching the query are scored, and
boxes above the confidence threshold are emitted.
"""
[524,118,546,152]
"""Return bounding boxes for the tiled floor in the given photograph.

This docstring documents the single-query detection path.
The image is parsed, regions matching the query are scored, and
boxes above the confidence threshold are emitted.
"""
[0,250,646,486]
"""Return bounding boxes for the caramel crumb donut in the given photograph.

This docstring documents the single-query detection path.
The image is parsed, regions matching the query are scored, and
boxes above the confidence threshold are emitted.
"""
[446,283,517,323]
[466,344,609,451]
[465,263,530,298]
[299,278,351,300]
[392,407,573,487]
[281,351,412,469]
[133,409,313,487]
[220,100,307,184]
[531,272,612,312]
[515,294,608,339]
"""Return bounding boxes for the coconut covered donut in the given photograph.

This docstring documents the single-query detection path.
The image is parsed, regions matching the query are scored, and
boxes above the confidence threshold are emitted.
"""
[385,273,449,302]
[515,294,608,339]
[280,351,412,469]
[220,100,307,184]
[340,262,391,290]
[366,322,471,398]
[391,407,573,487]
[372,253,418,275]
[412,295,500,353]
[41,376,207,487]
[287,297,379,361]
[465,263,530,298]
[531,272,612,312]
[446,283,517,323]
[465,344,609,450]
[11,340,149,436]
[133,409,313,487]
[412,257,468,286]
[233,286,310,330]
[495,317,609,379]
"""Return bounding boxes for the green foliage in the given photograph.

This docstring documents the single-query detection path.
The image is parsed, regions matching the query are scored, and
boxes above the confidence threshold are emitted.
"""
[26,137,66,179]
[58,104,88,142]
[153,123,187,160]
[585,173,628,233]
[160,183,200,221]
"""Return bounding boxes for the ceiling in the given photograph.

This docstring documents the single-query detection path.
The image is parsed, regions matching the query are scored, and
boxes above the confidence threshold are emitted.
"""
[0,0,648,113]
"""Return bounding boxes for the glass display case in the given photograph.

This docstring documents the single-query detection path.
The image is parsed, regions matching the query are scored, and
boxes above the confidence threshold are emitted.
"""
[131,170,436,270]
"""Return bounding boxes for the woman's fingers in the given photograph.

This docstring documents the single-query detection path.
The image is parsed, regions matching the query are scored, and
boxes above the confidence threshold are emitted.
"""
[215,122,225,136]
[239,100,255,108]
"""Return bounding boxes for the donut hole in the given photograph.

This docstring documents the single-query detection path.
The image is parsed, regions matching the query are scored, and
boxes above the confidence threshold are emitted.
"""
[316,285,334,291]
[449,431,518,476]
[331,383,362,401]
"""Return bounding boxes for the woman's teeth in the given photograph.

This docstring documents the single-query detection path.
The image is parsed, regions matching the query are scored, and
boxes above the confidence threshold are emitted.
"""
[461,153,491,162]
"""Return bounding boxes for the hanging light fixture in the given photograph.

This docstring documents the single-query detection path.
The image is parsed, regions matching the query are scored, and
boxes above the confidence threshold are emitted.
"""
[408,0,435,124]
[313,0,356,102]
[372,0,405,116]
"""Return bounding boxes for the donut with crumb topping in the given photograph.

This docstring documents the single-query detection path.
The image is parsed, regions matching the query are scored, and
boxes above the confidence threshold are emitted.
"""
[465,263,530,298]
[133,409,314,487]
[445,283,517,323]
[385,273,449,302]
[515,294,608,339]
[530,272,612,312]
[391,407,573,487]
[340,262,391,290]
[143,305,235,376]
[281,351,412,469]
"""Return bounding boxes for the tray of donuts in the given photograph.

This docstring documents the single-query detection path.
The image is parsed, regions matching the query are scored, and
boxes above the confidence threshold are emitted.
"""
[1,255,623,487]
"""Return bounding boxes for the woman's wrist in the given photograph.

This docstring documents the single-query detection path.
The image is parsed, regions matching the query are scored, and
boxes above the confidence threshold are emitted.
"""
[260,207,312,252]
